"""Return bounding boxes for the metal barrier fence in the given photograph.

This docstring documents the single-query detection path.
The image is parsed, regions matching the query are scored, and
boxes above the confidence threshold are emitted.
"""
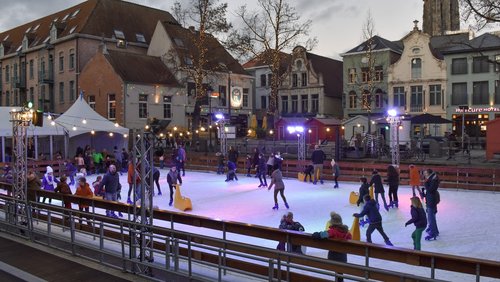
[1,190,499,282]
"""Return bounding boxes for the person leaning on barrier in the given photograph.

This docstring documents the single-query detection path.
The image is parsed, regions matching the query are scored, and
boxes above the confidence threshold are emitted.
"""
[99,164,122,218]
[27,170,42,203]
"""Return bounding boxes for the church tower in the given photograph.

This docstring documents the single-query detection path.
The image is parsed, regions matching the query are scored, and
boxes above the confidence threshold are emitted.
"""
[422,0,460,36]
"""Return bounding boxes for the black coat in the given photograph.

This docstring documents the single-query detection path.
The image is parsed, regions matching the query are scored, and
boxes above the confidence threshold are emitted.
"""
[370,174,385,193]
[357,183,370,206]
[228,149,239,163]
[405,206,427,228]
[424,173,440,208]
[311,149,326,165]
[257,157,267,172]
[386,172,399,187]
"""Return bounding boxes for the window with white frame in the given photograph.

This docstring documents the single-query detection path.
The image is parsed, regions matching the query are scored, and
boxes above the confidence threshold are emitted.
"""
[374,66,383,82]
[393,87,405,107]
[267,74,272,86]
[292,74,298,87]
[139,94,148,118]
[5,65,9,82]
[243,88,249,107]
[59,51,64,72]
[349,91,357,109]
[291,95,298,112]
[410,86,423,108]
[361,67,370,82]
[88,95,96,110]
[69,49,75,69]
[108,94,116,120]
[59,82,64,103]
[429,84,441,106]
[260,74,266,87]
[301,72,307,86]
[348,68,356,84]
[301,95,308,113]
[374,90,383,108]
[281,96,288,113]
[163,96,172,119]
[495,55,500,72]
[311,94,319,113]
[451,58,468,74]
[362,91,371,110]
[472,81,489,105]
[451,82,467,105]
[411,58,422,79]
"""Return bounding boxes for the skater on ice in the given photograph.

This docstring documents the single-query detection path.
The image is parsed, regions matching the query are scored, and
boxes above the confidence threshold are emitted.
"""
[268,166,289,210]
[353,195,393,246]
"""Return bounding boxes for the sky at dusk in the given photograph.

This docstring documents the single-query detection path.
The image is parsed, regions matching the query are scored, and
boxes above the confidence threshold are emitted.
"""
[0,0,491,60]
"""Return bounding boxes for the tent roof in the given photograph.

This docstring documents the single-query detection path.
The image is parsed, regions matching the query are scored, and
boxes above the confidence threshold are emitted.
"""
[54,95,129,137]
[0,107,67,137]
[410,113,452,124]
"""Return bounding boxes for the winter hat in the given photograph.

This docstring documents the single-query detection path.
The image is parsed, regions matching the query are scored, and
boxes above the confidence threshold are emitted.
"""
[46,166,54,174]
[330,212,343,225]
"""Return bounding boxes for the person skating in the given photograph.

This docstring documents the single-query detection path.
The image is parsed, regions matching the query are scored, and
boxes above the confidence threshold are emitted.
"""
[356,177,370,227]
[353,195,393,246]
[313,212,352,282]
[302,164,314,183]
[268,167,289,210]
[331,158,340,188]
[311,145,326,184]
[256,153,268,187]
[166,166,182,206]
[216,152,225,175]
[409,164,423,198]
[405,197,427,250]
[370,170,389,211]
[251,148,260,177]
[177,145,187,176]
[266,153,275,177]
[146,165,161,196]
[245,154,252,177]
[127,160,140,204]
[225,161,238,182]
[385,165,399,208]
[42,166,59,204]
[64,161,78,186]
[423,169,440,241]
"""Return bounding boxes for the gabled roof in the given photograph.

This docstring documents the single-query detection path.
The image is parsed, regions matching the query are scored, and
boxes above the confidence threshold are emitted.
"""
[343,35,403,55]
[0,0,177,56]
[305,52,343,98]
[439,32,500,54]
[161,21,247,75]
[105,49,178,86]
[242,50,291,69]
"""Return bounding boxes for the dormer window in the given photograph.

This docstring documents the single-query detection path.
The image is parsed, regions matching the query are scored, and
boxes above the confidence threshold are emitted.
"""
[0,44,4,57]
[62,13,70,22]
[53,17,59,22]
[22,37,29,51]
[71,9,80,18]
[50,25,57,41]
[296,60,302,70]
[114,29,125,39]
[43,36,50,44]
[136,33,146,43]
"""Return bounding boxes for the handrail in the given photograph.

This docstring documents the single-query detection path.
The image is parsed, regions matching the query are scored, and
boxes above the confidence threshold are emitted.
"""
[1,184,498,280]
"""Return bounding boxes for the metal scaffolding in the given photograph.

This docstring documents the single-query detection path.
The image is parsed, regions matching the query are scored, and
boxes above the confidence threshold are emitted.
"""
[218,119,228,156]
[297,132,306,169]
[387,115,401,167]
[130,129,155,276]
[9,108,33,235]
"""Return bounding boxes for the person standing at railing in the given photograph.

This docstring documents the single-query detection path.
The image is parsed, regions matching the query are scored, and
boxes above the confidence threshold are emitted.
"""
[75,177,94,228]
[313,212,352,282]
[268,166,289,210]
[54,175,72,210]
[405,196,427,250]
[385,165,399,208]
[369,170,389,211]
[277,212,305,253]
[64,161,78,186]
[311,145,326,185]
[409,164,424,199]
[353,195,393,246]
[99,164,121,218]
[27,170,41,204]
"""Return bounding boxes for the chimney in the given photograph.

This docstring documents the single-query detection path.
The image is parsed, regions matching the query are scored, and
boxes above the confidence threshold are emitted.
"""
[188,26,196,33]
[413,20,420,31]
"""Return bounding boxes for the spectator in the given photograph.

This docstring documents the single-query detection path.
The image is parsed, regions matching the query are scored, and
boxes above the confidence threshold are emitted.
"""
[55,175,72,210]
[92,176,103,198]
[277,212,305,253]
[313,212,352,282]
[27,170,42,203]
[99,165,122,218]
[311,145,326,185]
[42,166,59,204]
[353,195,393,246]
[75,177,94,228]
[64,161,78,186]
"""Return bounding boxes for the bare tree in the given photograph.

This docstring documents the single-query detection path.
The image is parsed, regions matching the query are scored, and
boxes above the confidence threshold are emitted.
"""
[171,1,187,27]
[168,0,232,136]
[461,0,500,30]
[227,0,316,128]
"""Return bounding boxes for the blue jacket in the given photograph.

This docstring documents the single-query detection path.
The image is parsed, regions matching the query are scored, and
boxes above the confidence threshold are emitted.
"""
[406,206,427,228]
[357,183,370,206]
[227,161,236,171]
[355,199,382,224]
[99,171,121,194]
[258,157,267,172]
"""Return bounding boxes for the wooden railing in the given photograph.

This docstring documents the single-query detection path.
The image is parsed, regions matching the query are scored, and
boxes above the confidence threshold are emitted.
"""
[1,184,499,281]
[184,155,500,192]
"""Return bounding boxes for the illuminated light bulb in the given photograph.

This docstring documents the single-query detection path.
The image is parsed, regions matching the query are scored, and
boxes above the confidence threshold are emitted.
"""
[91,130,95,135]
[50,121,56,126]
[123,134,128,138]
[72,126,77,131]
[180,133,183,136]
[160,133,164,137]
[109,132,114,137]
[174,126,178,131]
[326,128,330,132]
[195,130,199,134]
[169,133,173,137]
[82,119,87,124]
[187,132,190,135]
[47,114,52,120]
[145,125,150,130]
[269,130,274,134]
[114,123,119,127]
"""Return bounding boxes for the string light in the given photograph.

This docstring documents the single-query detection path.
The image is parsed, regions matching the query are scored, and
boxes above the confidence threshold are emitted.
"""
[114,123,119,127]
[50,121,55,126]
[47,114,52,120]
[91,130,95,135]
[82,119,87,124]
[123,134,128,138]
[72,126,77,131]
[109,132,114,137]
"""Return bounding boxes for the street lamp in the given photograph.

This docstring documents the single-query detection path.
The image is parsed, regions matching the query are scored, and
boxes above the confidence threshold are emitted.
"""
[287,125,306,169]
[386,109,401,167]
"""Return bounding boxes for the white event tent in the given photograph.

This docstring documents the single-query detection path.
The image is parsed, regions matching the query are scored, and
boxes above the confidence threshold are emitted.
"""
[54,95,129,138]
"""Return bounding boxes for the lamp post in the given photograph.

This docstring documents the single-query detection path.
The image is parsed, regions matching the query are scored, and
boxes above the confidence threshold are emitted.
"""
[215,113,228,156]
[287,126,305,170]
[227,71,232,121]
[386,109,401,167]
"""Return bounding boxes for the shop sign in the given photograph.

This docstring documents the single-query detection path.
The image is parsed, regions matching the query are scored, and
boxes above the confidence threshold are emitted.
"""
[230,86,243,108]
[455,107,500,113]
